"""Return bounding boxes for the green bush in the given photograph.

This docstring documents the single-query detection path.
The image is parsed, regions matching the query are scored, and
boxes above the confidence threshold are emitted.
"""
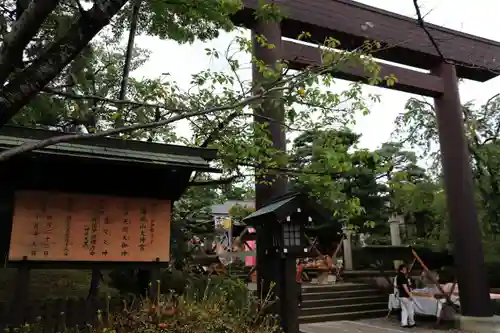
[352,246,454,271]
[186,276,259,312]
[14,275,279,333]
[108,268,196,295]
[168,277,278,333]
[485,262,500,289]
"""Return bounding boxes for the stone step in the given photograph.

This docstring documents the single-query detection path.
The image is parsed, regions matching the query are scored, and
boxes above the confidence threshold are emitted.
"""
[302,288,381,301]
[228,268,249,276]
[301,294,387,308]
[299,308,388,324]
[302,283,373,294]
[229,273,247,277]
[300,301,387,316]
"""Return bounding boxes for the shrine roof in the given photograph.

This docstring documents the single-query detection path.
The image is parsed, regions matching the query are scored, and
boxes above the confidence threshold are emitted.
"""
[244,192,330,224]
[244,194,297,221]
[211,200,255,216]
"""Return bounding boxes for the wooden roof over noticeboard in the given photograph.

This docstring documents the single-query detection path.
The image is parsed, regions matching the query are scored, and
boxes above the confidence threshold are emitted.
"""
[0,125,219,172]
[0,126,220,200]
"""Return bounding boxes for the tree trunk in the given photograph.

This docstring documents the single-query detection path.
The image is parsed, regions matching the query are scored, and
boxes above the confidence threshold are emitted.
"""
[0,0,128,126]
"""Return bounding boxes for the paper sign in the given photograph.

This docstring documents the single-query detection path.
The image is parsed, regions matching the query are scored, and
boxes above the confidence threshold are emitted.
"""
[8,191,171,262]
[222,217,232,230]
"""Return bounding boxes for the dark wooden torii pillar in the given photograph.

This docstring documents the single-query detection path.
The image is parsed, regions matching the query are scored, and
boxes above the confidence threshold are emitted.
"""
[431,62,492,316]
[252,18,300,333]
[234,0,500,324]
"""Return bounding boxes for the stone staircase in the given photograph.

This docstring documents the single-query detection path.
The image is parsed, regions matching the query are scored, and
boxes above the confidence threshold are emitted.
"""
[227,264,251,281]
[299,283,388,323]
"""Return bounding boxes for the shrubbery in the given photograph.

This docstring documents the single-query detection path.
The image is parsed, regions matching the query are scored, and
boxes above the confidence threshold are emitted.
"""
[108,268,193,295]
[12,275,278,333]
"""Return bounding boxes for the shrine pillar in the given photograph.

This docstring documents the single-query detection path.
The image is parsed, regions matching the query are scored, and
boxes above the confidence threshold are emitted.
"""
[388,214,403,246]
[388,214,403,270]
[432,62,492,319]
[252,13,297,333]
[341,227,353,270]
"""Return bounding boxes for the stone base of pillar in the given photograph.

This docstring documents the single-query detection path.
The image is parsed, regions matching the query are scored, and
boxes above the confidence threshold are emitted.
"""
[456,315,500,332]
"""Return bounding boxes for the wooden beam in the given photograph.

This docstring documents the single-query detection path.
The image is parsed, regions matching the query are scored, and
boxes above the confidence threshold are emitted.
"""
[232,0,500,82]
[283,40,444,97]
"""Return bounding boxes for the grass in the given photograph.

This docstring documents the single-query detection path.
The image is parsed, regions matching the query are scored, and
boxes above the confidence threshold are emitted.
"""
[0,269,118,301]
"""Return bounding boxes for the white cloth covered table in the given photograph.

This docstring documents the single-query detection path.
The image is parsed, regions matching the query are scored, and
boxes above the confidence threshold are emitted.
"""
[388,292,459,318]
[389,280,500,321]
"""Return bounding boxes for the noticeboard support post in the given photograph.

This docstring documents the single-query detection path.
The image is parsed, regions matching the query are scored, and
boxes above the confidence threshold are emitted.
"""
[11,256,30,327]
[149,257,161,301]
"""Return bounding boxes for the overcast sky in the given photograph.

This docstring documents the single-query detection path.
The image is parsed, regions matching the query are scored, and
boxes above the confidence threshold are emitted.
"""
[132,0,500,151]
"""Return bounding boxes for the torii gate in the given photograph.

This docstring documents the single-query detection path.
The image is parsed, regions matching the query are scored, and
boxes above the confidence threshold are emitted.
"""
[232,0,500,332]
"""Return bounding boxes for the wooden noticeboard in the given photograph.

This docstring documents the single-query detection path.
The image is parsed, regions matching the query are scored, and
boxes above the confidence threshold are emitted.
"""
[8,191,171,262]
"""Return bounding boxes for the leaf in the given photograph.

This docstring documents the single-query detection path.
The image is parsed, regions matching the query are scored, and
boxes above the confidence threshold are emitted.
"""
[72,103,79,117]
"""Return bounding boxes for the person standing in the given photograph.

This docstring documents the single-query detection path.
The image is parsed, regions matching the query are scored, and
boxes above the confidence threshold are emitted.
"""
[396,264,415,328]
[296,259,304,307]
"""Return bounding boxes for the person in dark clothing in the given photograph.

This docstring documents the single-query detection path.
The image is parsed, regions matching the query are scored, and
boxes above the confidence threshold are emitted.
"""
[396,264,415,328]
